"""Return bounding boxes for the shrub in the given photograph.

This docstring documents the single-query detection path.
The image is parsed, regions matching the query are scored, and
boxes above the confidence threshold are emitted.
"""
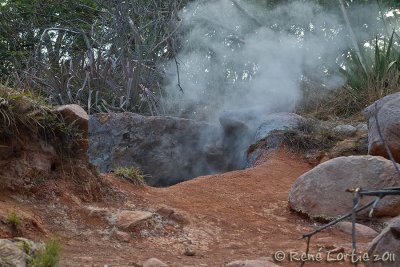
[338,31,400,114]
[299,31,400,119]
[114,166,147,186]
[341,31,400,92]
[31,239,61,267]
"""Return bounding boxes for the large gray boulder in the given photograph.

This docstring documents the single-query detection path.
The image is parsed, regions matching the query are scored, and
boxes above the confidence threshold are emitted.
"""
[88,113,228,186]
[366,216,400,267]
[289,156,400,220]
[363,92,400,163]
[254,113,306,142]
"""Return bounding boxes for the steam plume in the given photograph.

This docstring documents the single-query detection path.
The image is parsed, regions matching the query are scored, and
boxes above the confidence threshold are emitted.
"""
[162,0,385,122]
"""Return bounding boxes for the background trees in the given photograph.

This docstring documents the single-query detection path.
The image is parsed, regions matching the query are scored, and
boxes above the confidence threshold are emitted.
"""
[1,0,187,114]
[0,0,399,117]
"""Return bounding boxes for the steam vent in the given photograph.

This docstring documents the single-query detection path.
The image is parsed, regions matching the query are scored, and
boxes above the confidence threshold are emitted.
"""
[88,112,251,186]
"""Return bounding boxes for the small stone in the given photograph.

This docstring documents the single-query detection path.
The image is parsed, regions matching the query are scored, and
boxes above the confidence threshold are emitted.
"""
[113,230,131,243]
[87,207,111,219]
[143,258,169,267]
[184,248,196,256]
[156,207,174,217]
[56,104,89,134]
[336,222,378,238]
[116,210,153,230]
[356,123,368,132]
[333,124,357,136]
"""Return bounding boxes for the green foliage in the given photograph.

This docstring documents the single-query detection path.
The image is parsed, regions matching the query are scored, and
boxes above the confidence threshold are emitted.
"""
[339,30,400,114]
[7,211,22,230]
[114,166,147,186]
[1,0,399,118]
[0,87,50,134]
[0,0,187,115]
[0,0,99,78]
[31,239,61,267]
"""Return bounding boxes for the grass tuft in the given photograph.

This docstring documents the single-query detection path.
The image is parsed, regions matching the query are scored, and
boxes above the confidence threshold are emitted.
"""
[31,239,61,267]
[0,85,82,151]
[114,166,147,186]
[263,119,342,153]
[7,211,22,230]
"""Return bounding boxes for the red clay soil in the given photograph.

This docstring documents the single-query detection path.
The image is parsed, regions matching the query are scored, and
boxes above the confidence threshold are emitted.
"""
[0,149,373,267]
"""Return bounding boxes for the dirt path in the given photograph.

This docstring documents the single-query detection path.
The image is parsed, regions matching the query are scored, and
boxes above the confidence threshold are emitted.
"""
[60,150,371,266]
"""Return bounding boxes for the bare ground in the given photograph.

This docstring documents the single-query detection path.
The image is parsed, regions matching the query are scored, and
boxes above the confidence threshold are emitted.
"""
[0,149,373,267]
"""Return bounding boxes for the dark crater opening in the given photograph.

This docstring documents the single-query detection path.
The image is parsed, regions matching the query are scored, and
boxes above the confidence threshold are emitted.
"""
[88,112,255,187]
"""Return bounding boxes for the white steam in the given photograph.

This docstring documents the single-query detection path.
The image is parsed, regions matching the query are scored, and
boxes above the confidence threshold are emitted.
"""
[162,0,385,121]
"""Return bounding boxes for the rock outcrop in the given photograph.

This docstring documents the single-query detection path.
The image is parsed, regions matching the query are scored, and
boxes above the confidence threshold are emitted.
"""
[246,113,306,166]
[89,112,230,186]
[254,113,305,142]
[56,104,89,133]
[0,239,27,267]
[0,99,102,201]
[0,238,43,267]
[364,92,400,163]
[246,113,368,167]
[289,156,400,220]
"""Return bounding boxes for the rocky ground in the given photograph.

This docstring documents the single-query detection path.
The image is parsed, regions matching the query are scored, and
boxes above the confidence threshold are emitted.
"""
[0,149,376,266]
[2,90,400,267]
